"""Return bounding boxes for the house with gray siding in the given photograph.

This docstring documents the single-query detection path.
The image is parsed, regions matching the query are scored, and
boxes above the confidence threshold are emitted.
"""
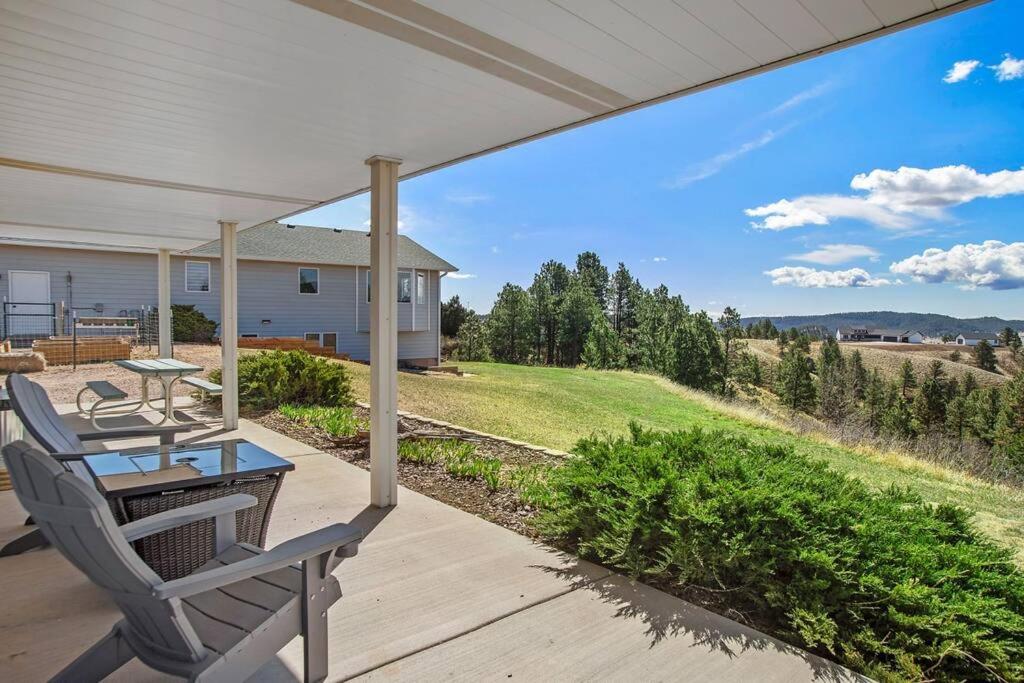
[0,222,456,366]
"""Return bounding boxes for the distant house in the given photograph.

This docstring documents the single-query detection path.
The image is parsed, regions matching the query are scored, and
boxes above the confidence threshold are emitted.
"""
[0,222,457,366]
[836,328,924,344]
[956,333,1001,347]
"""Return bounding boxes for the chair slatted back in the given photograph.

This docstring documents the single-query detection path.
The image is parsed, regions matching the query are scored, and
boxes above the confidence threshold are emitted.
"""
[5,373,85,454]
[2,441,206,663]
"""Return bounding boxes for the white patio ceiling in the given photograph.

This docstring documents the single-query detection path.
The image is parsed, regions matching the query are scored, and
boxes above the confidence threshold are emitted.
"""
[0,0,987,250]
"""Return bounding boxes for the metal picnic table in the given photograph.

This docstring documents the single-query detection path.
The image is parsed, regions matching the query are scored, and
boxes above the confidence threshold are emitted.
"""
[112,358,205,425]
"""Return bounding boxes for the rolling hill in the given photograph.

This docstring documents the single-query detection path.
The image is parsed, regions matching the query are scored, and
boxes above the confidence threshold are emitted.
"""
[746,339,1017,386]
[741,311,1024,338]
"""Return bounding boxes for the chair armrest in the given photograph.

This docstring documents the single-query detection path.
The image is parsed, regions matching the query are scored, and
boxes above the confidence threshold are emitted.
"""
[120,494,257,542]
[49,451,94,461]
[154,523,363,599]
[78,424,193,443]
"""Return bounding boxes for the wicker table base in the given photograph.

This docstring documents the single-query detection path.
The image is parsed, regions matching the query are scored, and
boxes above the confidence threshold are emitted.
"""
[111,473,285,580]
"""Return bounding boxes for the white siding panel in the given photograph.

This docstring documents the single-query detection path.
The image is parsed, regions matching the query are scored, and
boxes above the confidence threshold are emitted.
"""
[0,245,440,363]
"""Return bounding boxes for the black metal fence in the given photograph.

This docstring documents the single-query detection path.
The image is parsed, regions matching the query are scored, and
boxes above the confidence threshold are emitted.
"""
[1,303,165,368]
[2,301,57,349]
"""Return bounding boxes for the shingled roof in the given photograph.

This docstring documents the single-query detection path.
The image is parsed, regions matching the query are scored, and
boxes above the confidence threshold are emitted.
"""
[185,222,456,272]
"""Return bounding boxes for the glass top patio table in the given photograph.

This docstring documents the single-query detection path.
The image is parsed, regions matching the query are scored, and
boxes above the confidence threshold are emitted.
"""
[83,439,294,498]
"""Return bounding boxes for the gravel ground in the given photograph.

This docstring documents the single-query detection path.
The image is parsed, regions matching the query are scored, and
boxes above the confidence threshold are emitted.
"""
[254,405,563,538]
[8,343,224,404]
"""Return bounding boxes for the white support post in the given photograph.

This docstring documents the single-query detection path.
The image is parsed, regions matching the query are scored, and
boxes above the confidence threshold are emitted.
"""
[366,155,401,508]
[157,248,172,358]
[219,220,239,431]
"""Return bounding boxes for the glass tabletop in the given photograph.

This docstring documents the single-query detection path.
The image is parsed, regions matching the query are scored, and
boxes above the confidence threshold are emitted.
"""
[83,439,294,497]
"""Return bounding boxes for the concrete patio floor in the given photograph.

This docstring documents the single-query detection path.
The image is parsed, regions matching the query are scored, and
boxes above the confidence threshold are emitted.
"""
[0,403,863,682]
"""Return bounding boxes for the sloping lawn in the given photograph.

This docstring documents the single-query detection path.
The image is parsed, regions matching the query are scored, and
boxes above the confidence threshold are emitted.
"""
[341,360,1024,559]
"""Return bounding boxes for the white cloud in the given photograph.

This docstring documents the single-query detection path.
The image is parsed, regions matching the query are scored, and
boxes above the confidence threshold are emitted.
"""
[490,245,500,254]
[667,128,786,188]
[890,241,1024,290]
[789,243,881,265]
[746,165,1024,231]
[444,191,492,205]
[943,59,981,83]
[765,266,895,288]
[447,272,477,280]
[652,256,668,262]
[992,54,1024,81]
[767,81,833,115]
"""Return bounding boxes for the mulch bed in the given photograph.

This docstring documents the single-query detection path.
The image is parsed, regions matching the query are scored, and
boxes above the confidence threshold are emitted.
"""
[253,405,563,539]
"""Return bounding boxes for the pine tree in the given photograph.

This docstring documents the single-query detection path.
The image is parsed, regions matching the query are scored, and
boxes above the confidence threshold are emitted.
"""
[609,263,639,334]
[557,279,599,366]
[575,251,609,311]
[817,337,849,422]
[455,316,490,361]
[582,310,625,369]
[993,371,1024,474]
[973,339,998,373]
[486,283,532,363]
[528,274,553,363]
[777,344,816,412]
[912,360,948,433]
[718,306,745,393]
[533,261,571,364]
[672,312,724,392]
[862,369,887,433]
[440,295,470,337]
[846,350,868,403]
[999,327,1018,348]
[899,359,917,398]
[945,391,970,449]
[967,386,1002,446]
[881,382,915,440]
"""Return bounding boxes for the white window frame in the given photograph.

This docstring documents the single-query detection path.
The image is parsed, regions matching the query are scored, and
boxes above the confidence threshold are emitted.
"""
[416,271,426,305]
[365,269,416,304]
[397,270,412,304]
[298,267,320,295]
[304,331,338,351]
[184,260,211,293]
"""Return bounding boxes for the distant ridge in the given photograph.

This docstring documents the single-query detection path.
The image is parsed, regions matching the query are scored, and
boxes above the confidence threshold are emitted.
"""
[740,311,1024,338]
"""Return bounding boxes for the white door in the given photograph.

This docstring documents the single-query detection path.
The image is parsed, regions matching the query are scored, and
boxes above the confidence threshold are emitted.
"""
[7,271,51,336]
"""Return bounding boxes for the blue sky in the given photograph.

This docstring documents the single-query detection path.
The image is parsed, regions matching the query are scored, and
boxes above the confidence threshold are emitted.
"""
[293,0,1024,320]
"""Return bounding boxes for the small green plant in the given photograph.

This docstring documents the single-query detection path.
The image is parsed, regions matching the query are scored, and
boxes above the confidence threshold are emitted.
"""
[505,464,554,508]
[442,442,483,478]
[211,350,352,410]
[278,404,365,437]
[478,458,502,491]
[398,439,445,465]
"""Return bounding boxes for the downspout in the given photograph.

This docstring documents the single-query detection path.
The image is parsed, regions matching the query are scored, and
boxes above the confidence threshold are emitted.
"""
[438,271,446,365]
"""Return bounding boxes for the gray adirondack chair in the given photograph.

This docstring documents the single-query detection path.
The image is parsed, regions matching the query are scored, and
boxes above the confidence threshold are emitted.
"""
[3,440,362,682]
[1,372,193,556]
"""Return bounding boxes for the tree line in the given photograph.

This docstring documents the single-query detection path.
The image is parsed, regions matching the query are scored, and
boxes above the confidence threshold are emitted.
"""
[775,335,1024,480]
[441,250,1024,479]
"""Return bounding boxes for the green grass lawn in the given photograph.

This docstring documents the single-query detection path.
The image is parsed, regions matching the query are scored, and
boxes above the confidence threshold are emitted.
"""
[342,360,1024,559]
